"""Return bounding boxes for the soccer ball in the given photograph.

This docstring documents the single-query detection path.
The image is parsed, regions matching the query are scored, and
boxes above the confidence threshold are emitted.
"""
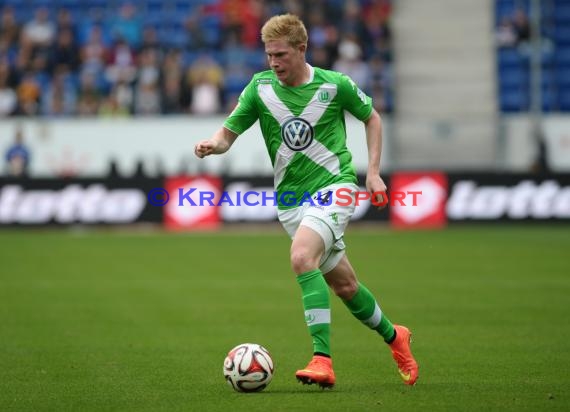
[223,343,274,392]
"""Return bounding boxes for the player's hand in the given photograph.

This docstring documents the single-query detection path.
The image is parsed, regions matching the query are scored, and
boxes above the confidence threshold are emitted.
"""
[194,140,216,159]
[366,174,388,210]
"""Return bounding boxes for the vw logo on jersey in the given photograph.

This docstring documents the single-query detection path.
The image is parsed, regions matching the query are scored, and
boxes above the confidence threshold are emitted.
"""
[281,117,314,151]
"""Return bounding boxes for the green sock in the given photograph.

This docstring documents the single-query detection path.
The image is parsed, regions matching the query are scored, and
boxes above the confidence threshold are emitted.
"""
[343,282,395,343]
[297,269,331,356]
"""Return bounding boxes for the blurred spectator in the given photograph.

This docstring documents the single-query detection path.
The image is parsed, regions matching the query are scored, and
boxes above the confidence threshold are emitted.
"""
[281,0,305,17]
[204,0,265,49]
[306,8,339,62]
[368,53,392,112]
[496,17,517,48]
[42,69,77,116]
[13,44,31,76]
[0,77,17,116]
[105,37,137,85]
[0,7,20,48]
[133,49,161,115]
[241,0,265,49]
[362,0,392,59]
[333,37,371,93]
[136,49,159,89]
[4,125,30,177]
[223,60,253,111]
[108,2,142,48]
[363,0,392,22]
[370,53,392,89]
[134,81,161,115]
[80,26,108,77]
[372,35,393,64]
[219,0,246,46]
[77,7,108,46]
[0,37,14,65]
[512,8,531,45]
[310,46,333,69]
[162,75,182,114]
[338,0,367,44]
[496,8,531,49]
[28,53,51,90]
[114,79,134,112]
[22,8,55,50]
[50,29,80,74]
[160,49,183,114]
[16,72,41,115]
[263,0,286,16]
[56,8,76,37]
[183,11,207,51]
[0,58,17,116]
[77,71,103,116]
[182,54,224,115]
[139,26,162,57]
[99,84,131,117]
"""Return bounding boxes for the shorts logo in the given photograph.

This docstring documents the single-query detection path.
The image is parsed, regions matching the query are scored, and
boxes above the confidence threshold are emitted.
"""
[329,212,338,225]
[281,117,314,151]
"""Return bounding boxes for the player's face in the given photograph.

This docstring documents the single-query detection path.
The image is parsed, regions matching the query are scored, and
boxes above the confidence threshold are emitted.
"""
[265,38,305,86]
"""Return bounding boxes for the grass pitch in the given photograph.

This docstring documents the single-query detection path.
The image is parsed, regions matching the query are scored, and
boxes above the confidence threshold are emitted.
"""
[0,225,568,411]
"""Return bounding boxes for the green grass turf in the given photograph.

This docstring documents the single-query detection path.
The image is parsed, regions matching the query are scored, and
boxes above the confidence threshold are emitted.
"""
[0,225,569,411]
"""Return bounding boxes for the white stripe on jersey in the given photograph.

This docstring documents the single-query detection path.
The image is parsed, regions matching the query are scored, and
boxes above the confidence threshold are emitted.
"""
[258,83,340,190]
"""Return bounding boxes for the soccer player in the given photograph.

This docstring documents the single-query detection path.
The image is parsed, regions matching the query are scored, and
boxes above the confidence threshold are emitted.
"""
[194,14,418,388]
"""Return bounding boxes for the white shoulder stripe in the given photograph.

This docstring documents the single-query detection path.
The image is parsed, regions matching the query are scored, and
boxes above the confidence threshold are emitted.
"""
[258,84,291,123]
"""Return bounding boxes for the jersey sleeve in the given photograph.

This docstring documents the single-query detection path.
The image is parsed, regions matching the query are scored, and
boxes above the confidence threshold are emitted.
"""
[337,74,373,122]
[223,79,259,135]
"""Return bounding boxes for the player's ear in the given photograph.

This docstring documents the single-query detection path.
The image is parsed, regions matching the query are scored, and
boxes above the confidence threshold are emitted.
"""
[298,43,307,54]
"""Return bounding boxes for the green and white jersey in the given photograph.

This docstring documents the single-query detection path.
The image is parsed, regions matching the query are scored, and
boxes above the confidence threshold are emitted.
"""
[224,64,373,209]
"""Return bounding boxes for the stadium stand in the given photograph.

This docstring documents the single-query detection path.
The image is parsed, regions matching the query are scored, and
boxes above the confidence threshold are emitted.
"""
[0,0,395,117]
[495,0,570,112]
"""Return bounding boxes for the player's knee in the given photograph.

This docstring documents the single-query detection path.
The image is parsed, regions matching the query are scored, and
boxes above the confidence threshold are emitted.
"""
[290,247,320,275]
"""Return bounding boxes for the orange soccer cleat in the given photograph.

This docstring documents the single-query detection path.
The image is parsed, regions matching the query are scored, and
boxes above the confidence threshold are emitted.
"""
[389,325,419,385]
[295,355,336,389]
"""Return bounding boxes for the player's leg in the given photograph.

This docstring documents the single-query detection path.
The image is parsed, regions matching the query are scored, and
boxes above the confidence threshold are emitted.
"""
[290,224,330,357]
[323,255,419,385]
[289,183,357,388]
[281,183,356,388]
[324,255,396,342]
[290,219,336,388]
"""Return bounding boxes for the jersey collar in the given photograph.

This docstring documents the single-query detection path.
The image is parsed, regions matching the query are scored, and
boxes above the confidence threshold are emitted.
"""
[278,63,314,87]
[305,63,314,84]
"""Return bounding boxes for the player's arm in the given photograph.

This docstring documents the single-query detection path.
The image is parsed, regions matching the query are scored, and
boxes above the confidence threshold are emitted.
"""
[364,109,387,208]
[339,74,387,209]
[195,77,259,159]
[194,127,238,158]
